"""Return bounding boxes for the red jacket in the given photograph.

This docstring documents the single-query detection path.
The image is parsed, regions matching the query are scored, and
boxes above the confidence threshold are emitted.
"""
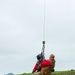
[41,59,52,67]
[32,59,52,72]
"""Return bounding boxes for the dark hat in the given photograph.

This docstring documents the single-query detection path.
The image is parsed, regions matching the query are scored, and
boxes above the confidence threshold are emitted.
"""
[36,54,41,60]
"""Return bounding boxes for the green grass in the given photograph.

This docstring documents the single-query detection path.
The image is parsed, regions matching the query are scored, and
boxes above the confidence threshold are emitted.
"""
[53,70,75,75]
[18,70,75,75]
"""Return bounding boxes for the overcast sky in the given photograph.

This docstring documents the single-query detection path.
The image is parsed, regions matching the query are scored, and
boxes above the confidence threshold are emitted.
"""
[0,0,75,75]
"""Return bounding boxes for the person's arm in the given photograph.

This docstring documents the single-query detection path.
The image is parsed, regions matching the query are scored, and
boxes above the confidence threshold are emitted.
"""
[32,63,38,73]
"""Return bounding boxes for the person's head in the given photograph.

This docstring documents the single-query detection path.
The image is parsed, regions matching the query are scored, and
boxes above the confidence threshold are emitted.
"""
[49,54,55,60]
[36,54,43,62]
[37,54,41,60]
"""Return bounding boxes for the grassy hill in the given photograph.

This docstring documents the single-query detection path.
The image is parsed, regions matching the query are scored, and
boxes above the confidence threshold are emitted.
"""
[18,70,75,75]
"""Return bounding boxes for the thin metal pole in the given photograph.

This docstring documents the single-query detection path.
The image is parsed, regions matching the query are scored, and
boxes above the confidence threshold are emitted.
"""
[43,0,46,41]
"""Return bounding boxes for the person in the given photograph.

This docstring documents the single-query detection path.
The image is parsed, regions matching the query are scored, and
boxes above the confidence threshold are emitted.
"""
[40,54,55,75]
[49,54,55,72]
[32,41,45,74]
[32,54,44,73]
[32,54,55,75]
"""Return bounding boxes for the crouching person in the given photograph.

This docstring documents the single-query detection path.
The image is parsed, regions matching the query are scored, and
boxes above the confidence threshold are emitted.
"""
[32,54,44,75]
[40,54,55,75]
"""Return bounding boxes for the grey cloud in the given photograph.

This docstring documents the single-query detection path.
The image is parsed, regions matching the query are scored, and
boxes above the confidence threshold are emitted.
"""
[0,0,75,75]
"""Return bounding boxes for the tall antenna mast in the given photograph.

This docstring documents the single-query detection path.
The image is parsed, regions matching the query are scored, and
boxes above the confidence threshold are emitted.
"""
[43,0,46,41]
[42,0,46,59]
